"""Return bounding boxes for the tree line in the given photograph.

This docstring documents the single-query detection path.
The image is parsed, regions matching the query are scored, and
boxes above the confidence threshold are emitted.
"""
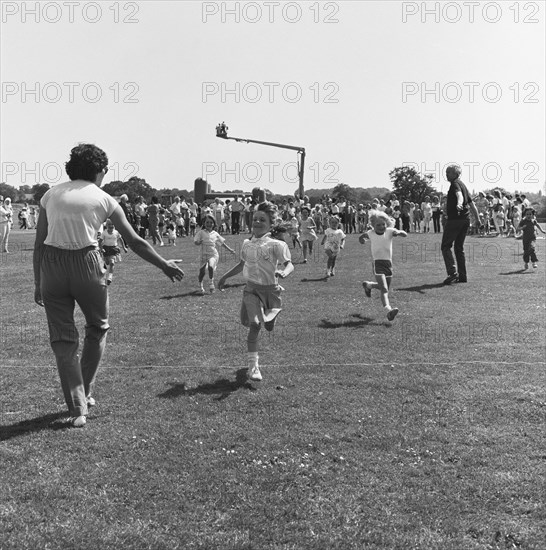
[3,167,543,217]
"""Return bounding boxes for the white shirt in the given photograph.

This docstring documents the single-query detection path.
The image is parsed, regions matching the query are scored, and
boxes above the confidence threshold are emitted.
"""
[367,227,396,261]
[0,204,12,224]
[194,229,225,260]
[323,228,346,251]
[41,180,119,249]
[170,202,181,216]
[102,229,121,247]
[241,235,291,285]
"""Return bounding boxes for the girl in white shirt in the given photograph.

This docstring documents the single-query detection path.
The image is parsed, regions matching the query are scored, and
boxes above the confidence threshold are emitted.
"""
[299,206,317,263]
[218,202,293,382]
[99,219,128,285]
[194,214,236,294]
[320,216,346,277]
[360,210,407,321]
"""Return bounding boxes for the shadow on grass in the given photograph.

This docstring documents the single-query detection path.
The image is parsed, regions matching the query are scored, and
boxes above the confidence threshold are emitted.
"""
[300,276,330,282]
[498,269,530,275]
[160,284,245,299]
[318,313,377,329]
[160,291,209,300]
[158,368,256,401]
[397,282,446,294]
[0,412,71,441]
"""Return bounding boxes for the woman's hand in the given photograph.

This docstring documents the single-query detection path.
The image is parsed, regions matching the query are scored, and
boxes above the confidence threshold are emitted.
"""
[162,260,185,282]
[34,286,44,307]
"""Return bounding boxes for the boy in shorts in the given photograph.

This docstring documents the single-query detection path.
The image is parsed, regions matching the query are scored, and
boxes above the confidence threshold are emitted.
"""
[359,210,407,321]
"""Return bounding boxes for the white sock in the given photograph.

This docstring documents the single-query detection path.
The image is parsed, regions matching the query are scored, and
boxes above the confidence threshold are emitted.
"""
[247,352,259,367]
[384,305,392,311]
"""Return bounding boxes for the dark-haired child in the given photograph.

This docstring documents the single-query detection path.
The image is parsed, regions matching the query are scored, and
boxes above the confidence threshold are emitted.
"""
[517,208,545,269]
[218,202,293,381]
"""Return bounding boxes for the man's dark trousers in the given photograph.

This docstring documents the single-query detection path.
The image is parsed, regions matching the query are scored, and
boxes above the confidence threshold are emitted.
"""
[441,219,470,281]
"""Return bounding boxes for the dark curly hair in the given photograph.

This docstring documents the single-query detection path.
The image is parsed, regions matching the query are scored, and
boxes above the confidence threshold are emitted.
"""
[256,201,279,226]
[65,143,108,182]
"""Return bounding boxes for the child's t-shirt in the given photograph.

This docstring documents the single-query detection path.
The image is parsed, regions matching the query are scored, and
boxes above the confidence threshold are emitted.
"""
[367,228,396,261]
[241,234,291,285]
[518,219,539,241]
[323,228,346,251]
[195,229,225,259]
[102,229,121,247]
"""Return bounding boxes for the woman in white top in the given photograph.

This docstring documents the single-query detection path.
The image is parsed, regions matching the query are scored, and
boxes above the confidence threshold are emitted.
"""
[33,144,184,428]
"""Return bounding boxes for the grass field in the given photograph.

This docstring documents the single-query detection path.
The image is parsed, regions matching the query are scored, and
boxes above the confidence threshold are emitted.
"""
[1,227,545,550]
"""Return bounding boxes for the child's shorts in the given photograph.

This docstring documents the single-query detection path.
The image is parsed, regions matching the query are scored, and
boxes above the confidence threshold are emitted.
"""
[240,281,282,327]
[373,259,393,277]
[102,246,121,261]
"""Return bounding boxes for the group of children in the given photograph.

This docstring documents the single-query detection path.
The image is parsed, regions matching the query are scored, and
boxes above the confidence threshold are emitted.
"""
[98,200,543,383]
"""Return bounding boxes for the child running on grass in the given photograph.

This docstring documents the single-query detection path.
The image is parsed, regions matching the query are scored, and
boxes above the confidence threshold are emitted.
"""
[166,222,177,246]
[289,213,302,249]
[299,206,317,263]
[359,210,407,321]
[517,208,545,269]
[218,202,294,382]
[321,216,346,277]
[194,214,236,294]
[99,219,128,285]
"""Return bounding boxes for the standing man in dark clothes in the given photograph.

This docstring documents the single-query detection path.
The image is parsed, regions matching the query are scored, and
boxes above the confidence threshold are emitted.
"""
[441,165,482,285]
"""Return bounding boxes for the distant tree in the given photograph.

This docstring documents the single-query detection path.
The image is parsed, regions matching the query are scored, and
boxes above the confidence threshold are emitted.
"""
[31,183,50,204]
[102,180,129,198]
[331,183,356,202]
[17,184,33,203]
[389,166,437,204]
[0,182,18,201]
[103,177,156,203]
[356,189,373,204]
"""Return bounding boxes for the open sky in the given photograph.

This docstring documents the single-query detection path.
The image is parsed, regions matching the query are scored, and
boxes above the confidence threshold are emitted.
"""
[1,1,545,196]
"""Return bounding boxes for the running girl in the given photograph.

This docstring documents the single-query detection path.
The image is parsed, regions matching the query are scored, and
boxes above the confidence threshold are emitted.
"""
[289,213,302,249]
[194,214,236,294]
[321,216,346,277]
[100,219,128,285]
[360,210,407,321]
[218,202,293,382]
[299,206,317,263]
